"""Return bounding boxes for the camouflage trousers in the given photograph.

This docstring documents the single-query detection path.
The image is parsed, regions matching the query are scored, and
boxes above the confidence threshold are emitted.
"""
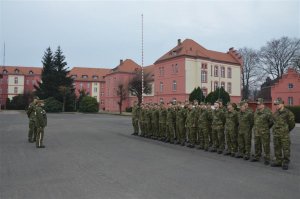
[145,121,152,137]
[199,126,210,150]
[166,123,175,142]
[159,122,166,139]
[197,126,204,148]
[152,122,159,138]
[273,128,290,164]
[225,128,238,154]
[188,127,197,145]
[132,118,139,134]
[238,128,252,158]
[178,123,186,144]
[212,126,225,152]
[28,119,37,141]
[36,127,44,147]
[254,129,270,161]
[140,121,145,136]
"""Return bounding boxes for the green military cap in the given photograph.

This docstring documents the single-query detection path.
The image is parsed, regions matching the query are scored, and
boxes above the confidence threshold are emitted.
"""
[274,98,284,105]
[256,98,264,105]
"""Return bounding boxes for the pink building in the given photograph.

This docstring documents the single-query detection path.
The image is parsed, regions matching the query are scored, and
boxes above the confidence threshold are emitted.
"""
[0,66,41,108]
[154,39,242,104]
[271,68,300,110]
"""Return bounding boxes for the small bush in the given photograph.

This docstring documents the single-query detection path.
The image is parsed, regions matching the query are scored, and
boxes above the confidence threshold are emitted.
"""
[286,106,300,123]
[126,107,132,112]
[79,96,99,113]
[44,97,62,112]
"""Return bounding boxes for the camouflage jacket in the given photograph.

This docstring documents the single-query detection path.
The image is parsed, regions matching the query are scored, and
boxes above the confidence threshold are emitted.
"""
[145,109,152,123]
[166,108,176,124]
[238,109,254,131]
[198,109,212,127]
[212,108,225,127]
[186,108,198,127]
[151,109,159,124]
[225,110,238,130]
[27,102,36,121]
[177,107,187,125]
[35,106,47,128]
[273,108,295,131]
[159,109,167,123]
[254,107,273,130]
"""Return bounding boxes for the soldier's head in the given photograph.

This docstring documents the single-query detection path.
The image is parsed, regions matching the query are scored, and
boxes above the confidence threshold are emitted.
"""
[274,98,284,110]
[256,98,265,110]
[227,102,234,111]
[206,102,211,109]
[242,99,249,108]
[193,100,198,106]
[217,99,223,107]
[240,101,247,112]
[37,100,44,107]
[214,102,220,110]
[33,96,39,104]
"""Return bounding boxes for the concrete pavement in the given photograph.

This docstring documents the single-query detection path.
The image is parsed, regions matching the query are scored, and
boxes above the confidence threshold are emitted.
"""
[1,111,299,199]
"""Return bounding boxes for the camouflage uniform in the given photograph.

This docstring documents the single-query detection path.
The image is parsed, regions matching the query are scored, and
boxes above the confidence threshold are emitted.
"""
[237,107,254,159]
[211,108,226,153]
[158,106,167,140]
[272,106,295,168]
[35,102,47,148]
[177,106,187,145]
[132,104,140,135]
[151,107,159,139]
[185,106,198,147]
[225,109,238,155]
[140,107,146,137]
[198,106,212,150]
[253,106,273,162]
[27,101,37,142]
[166,106,176,143]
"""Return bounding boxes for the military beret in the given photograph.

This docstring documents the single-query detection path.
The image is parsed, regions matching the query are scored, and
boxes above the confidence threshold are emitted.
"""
[274,98,284,105]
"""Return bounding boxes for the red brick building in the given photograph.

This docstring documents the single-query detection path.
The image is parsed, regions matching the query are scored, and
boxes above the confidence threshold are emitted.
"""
[271,68,300,110]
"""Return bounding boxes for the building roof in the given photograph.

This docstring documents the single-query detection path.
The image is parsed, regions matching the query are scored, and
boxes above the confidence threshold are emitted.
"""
[109,59,140,74]
[1,66,42,75]
[70,67,111,82]
[154,39,242,65]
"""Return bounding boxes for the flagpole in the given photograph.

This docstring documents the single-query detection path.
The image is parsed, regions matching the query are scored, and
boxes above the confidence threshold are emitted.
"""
[141,14,144,104]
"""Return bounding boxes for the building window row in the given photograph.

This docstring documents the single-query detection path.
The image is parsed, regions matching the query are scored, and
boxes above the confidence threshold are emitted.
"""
[213,81,232,94]
[159,67,165,76]
[210,65,232,78]
[172,64,179,74]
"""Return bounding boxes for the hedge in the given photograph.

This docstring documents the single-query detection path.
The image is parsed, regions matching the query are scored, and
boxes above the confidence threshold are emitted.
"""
[79,96,99,113]
[286,106,300,123]
[44,97,62,112]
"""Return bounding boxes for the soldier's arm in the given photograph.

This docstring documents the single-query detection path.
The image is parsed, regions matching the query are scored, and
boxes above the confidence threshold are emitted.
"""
[288,111,295,131]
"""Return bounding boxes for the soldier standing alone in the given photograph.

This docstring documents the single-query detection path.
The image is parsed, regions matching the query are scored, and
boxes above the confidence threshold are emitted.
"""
[26,97,38,143]
[131,101,140,136]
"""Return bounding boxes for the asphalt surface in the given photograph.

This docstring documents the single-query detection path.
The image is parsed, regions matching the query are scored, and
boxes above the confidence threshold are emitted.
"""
[0,111,299,199]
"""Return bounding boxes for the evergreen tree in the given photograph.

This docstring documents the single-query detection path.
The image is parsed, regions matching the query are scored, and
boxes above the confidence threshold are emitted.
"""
[205,87,230,105]
[189,87,205,103]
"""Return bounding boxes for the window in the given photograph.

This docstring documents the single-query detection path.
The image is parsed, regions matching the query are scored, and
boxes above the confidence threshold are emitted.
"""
[172,80,177,91]
[221,67,225,78]
[100,92,104,96]
[175,64,178,73]
[214,66,218,77]
[29,71,34,75]
[288,83,294,89]
[202,88,208,97]
[227,82,232,94]
[3,70,7,74]
[93,76,98,80]
[14,87,18,94]
[160,98,164,103]
[160,82,164,92]
[14,77,18,84]
[87,83,90,88]
[221,82,225,88]
[80,83,83,89]
[159,67,165,76]
[172,98,177,103]
[94,87,97,92]
[101,100,104,105]
[201,63,207,69]
[26,80,29,85]
[94,83,97,86]
[227,68,232,78]
[82,75,88,79]
[71,75,77,79]
[288,97,293,105]
[172,64,178,74]
[201,71,207,83]
[214,82,219,91]
[14,69,19,74]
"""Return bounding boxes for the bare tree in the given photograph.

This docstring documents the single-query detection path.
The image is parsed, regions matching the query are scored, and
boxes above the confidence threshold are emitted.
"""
[259,36,300,79]
[116,84,127,115]
[128,71,152,105]
[239,47,262,99]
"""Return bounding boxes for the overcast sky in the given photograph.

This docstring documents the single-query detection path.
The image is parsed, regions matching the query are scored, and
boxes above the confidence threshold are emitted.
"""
[0,0,299,69]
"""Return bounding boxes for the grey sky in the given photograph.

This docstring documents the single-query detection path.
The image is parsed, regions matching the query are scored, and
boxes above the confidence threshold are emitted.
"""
[0,0,299,69]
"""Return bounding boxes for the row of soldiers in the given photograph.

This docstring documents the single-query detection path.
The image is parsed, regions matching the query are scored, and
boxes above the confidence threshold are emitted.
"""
[131,98,295,170]
[26,97,48,148]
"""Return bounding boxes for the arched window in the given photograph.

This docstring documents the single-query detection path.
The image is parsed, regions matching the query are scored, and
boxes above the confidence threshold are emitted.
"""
[201,71,207,83]
[14,77,18,84]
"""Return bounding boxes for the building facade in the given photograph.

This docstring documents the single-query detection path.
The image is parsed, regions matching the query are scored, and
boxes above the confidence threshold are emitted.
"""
[271,68,300,110]
[0,38,244,111]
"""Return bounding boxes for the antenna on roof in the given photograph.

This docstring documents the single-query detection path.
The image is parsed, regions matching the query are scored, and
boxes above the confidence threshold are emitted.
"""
[141,14,144,104]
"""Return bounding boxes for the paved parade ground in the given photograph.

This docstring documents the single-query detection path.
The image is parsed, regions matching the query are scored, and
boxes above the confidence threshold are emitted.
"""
[1,111,299,199]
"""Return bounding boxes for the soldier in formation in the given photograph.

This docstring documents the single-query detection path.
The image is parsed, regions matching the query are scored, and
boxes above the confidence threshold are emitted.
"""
[131,97,295,170]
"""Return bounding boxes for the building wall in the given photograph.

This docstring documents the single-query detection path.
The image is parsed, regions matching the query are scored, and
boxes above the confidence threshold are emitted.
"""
[8,75,24,99]
[0,76,8,107]
[271,68,300,111]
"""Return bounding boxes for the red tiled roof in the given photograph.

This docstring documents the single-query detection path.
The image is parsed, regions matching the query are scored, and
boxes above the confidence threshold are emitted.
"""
[109,59,140,74]
[1,66,42,75]
[70,67,111,81]
[155,39,242,65]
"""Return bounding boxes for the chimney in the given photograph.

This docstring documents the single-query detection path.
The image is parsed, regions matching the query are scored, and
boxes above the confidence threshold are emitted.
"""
[178,39,181,45]
[120,59,123,65]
